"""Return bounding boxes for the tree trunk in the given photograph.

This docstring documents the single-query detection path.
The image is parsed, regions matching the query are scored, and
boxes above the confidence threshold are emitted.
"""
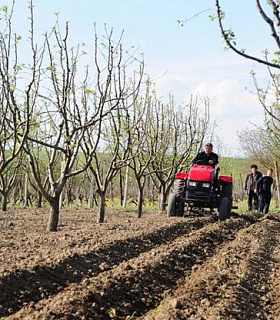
[37,191,43,208]
[159,191,168,211]
[47,198,60,232]
[109,180,113,200]
[1,192,8,211]
[59,192,63,210]
[158,183,167,211]
[88,182,94,209]
[239,173,245,201]
[137,186,144,218]
[24,172,29,208]
[274,160,280,207]
[66,188,73,206]
[119,168,123,205]
[97,191,106,223]
[122,164,130,208]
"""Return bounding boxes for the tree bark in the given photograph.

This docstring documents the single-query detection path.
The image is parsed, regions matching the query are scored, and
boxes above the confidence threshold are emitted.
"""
[158,191,168,211]
[1,192,8,211]
[274,160,280,208]
[119,168,123,205]
[37,191,43,208]
[122,164,130,208]
[88,182,94,209]
[47,198,60,231]
[137,186,144,218]
[158,183,167,211]
[97,192,106,223]
[24,172,29,208]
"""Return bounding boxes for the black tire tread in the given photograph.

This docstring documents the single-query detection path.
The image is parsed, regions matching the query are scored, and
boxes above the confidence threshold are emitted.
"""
[218,197,229,221]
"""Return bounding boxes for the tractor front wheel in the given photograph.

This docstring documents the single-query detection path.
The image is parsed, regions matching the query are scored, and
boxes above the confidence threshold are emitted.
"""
[167,193,184,217]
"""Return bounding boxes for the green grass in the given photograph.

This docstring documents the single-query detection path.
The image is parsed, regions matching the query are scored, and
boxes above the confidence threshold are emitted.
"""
[234,198,280,214]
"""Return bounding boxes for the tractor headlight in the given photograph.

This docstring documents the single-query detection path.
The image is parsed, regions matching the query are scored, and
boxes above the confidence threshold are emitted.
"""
[202,182,211,188]
[188,181,197,187]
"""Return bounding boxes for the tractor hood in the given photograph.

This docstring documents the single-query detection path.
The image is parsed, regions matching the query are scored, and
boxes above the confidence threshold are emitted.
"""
[188,164,215,182]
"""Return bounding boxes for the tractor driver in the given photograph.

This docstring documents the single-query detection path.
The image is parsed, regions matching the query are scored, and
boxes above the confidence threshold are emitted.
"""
[192,143,219,167]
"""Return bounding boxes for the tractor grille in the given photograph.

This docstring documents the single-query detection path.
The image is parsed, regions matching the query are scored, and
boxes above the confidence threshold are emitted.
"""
[186,190,211,203]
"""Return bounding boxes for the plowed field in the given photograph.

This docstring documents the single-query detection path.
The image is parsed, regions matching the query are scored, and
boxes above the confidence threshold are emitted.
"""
[1,208,280,319]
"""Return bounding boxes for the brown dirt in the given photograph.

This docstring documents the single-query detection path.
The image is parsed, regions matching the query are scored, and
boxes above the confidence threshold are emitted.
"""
[1,208,280,319]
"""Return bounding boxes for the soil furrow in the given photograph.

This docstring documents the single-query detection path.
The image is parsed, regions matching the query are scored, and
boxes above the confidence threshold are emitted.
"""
[0,215,215,317]
[264,224,280,320]
[143,215,280,320]
[218,217,278,320]
[9,216,253,320]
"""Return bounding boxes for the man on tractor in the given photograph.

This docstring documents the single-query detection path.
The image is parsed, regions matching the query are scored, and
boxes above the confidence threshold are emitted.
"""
[192,143,219,167]
[167,142,233,220]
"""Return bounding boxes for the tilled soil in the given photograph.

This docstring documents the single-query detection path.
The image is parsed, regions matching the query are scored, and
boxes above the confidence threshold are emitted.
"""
[0,208,280,319]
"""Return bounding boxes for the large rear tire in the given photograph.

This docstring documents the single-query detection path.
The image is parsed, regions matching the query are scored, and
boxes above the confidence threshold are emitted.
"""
[218,197,229,221]
[167,193,176,217]
[221,182,233,215]
[176,198,185,217]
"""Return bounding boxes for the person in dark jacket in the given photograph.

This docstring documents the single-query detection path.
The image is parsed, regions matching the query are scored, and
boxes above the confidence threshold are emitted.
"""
[256,168,274,214]
[192,143,219,167]
[244,164,262,211]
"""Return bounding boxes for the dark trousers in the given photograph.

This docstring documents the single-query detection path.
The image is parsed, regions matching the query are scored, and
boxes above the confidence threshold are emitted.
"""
[248,190,258,210]
[258,192,272,213]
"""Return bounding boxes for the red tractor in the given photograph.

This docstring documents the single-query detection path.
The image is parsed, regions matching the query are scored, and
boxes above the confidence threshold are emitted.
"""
[167,164,233,220]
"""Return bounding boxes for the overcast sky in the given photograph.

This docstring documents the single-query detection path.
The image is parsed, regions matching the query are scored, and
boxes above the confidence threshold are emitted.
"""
[6,0,276,156]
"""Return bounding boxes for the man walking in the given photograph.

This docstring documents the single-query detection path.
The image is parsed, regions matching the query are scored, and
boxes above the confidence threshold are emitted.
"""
[256,168,274,214]
[244,164,262,211]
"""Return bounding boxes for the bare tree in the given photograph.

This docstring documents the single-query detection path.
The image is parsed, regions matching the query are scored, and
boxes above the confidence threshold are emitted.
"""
[149,95,210,211]
[0,161,21,211]
[239,127,278,166]
[87,98,142,223]
[0,1,40,208]
[215,0,280,70]
[125,81,155,218]
[23,12,143,229]
[78,32,144,223]
[216,0,280,200]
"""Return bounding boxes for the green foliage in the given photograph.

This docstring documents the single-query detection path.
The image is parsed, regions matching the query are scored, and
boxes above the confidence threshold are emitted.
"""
[0,5,8,15]
[15,64,22,72]
[238,272,246,282]
[126,312,136,320]
[15,35,22,43]
[151,299,165,317]
[236,198,280,214]
[223,28,236,45]
[218,156,251,181]
[177,19,185,27]
[84,88,96,95]
[107,308,137,320]
[108,308,117,320]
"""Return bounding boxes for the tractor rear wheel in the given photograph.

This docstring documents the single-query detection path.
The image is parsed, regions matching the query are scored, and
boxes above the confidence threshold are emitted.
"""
[167,193,176,217]
[218,197,230,221]
[221,182,233,214]
[176,198,185,217]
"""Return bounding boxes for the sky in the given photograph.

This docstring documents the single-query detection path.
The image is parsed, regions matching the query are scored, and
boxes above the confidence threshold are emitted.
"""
[4,0,277,156]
